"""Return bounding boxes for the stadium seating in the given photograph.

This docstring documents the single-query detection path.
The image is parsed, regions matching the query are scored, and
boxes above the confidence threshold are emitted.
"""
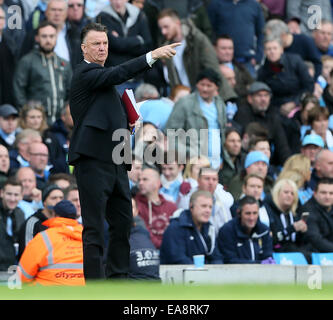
[273,252,308,265]
[311,253,333,265]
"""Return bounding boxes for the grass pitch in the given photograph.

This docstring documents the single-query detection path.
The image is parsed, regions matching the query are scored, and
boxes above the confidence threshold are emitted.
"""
[0,282,333,300]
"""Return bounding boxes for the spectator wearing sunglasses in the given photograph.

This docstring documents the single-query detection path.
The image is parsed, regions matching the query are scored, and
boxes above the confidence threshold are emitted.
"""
[67,0,91,31]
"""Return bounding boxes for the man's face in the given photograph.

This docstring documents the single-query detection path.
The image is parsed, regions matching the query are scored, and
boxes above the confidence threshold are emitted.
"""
[44,189,64,210]
[313,22,333,51]
[288,20,301,34]
[316,150,333,178]
[225,131,241,157]
[66,189,81,218]
[196,78,218,102]
[198,171,218,194]
[81,30,108,66]
[158,16,181,41]
[67,0,84,22]
[128,160,142,183]
[215,38,234,63]
[162,163,182,181]
[246,161,268,179]
[0,115,18,134]
[314,183,333,207]
[138,169,160,196]
[240,203,259,231]
[247,90,271,113]
[253,141,271,160]
[191,196,213,227]
[1,185,23,211]
[28,143,49,174]
[36,25,57,54]
[45,0,67,28]
[264,40,284,63]
[243,177,264,200]
[110,0,127,14]
[0,145,9,173]
[17,169,36,197]
[301,144,321,165]
[18,135,42,159]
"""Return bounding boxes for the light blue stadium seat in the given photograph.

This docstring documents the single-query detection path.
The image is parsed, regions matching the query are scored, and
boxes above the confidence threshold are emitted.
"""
[273,252,308,265]
[311,253,333,265]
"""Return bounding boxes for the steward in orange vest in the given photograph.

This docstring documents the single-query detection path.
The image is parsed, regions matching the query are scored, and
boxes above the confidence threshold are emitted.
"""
[18,200,84,286]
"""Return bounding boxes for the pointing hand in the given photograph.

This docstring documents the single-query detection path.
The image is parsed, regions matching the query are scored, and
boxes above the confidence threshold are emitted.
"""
[151,42,181,60]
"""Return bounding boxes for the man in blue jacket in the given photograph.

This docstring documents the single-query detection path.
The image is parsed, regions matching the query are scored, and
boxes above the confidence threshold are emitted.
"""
[160,190,223,264]
[217,195,274,264]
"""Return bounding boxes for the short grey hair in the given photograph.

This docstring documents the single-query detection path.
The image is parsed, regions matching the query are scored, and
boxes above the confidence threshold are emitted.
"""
[134,83,159,101]
[264,34,283,47]
[264,19,290,38]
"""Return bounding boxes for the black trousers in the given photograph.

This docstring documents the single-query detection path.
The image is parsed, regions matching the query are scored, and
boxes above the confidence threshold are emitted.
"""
[74,156,132,279]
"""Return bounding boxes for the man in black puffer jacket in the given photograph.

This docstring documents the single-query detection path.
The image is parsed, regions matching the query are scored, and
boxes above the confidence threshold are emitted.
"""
[218,196,273,264]
[297,178,333,253]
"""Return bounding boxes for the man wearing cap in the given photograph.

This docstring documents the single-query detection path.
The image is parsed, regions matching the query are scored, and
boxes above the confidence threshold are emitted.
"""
[165,68,231,170]
[234,81,291,166]
[18,200,84,285]
[228,151,274,201]
[0,104,19,150]
[18,184,64,259]
[301,134,325,167]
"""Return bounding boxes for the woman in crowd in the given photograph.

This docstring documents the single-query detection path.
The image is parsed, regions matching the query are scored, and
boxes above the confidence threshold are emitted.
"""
[264,178,312,262]
[19,100,68,173]
[277,154,312,206]
[257,37,314,108]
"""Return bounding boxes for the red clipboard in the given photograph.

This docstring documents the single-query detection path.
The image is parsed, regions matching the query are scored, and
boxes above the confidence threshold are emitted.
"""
[122,89,140,124]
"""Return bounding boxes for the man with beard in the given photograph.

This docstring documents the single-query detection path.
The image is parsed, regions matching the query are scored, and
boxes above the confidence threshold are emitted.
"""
[13,21,72,124]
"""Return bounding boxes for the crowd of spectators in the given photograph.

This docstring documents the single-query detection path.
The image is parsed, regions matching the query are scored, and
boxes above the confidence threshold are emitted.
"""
[2,0,333,284]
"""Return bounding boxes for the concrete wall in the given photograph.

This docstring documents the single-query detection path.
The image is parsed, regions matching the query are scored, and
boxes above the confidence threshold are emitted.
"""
[1,265,331,286]
[160,264,333,285]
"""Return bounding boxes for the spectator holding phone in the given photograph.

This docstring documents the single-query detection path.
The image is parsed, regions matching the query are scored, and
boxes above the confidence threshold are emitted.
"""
[264,178,312,262]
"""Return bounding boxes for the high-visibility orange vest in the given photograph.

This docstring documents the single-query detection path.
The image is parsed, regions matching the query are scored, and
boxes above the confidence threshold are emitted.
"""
[18,217,84,286]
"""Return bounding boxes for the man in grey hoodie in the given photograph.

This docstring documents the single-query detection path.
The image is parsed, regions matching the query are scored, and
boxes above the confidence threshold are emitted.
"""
[96,0,152,92]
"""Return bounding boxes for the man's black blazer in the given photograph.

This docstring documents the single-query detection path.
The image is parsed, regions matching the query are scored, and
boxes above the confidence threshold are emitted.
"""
[68,55,150,167]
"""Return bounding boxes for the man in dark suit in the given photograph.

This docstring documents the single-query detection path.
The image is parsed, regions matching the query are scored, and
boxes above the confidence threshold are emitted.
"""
[69,22,179,280]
